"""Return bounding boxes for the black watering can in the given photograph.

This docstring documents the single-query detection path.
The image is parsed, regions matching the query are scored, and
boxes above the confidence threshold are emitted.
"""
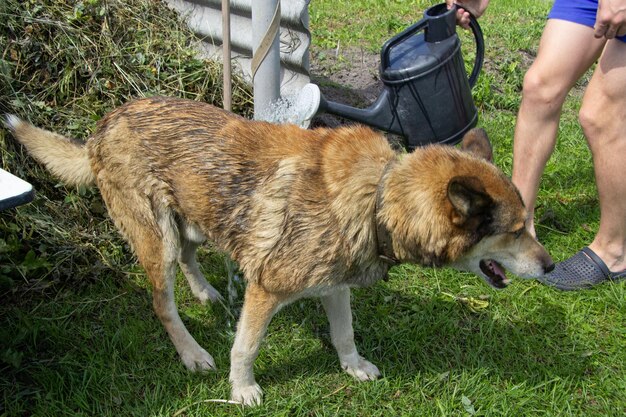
[316,3,484,150]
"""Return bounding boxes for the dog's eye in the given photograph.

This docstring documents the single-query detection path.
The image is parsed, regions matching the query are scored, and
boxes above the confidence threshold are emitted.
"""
[512,228,524,238]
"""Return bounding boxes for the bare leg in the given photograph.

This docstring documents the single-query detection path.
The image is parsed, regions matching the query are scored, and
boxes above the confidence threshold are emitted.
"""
[512,19,606,236]
[579,39,626,273]
[320,287,381,381]
[229,283,282,406]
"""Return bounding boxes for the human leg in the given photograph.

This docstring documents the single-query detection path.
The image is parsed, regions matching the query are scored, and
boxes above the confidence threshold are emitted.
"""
[511,19,605,236]
[581,39,626,274]
[541,39,626,290]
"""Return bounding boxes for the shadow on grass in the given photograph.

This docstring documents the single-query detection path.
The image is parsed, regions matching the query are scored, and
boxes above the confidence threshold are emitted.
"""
[253,288,590,387]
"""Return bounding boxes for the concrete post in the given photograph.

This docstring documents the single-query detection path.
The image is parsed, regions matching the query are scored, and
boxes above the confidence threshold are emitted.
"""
[251,0,281,120]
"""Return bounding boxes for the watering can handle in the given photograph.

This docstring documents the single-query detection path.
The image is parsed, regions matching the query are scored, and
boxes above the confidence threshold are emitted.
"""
[380,5,485,88]
[380,20,428,69]
[466,12,484,88]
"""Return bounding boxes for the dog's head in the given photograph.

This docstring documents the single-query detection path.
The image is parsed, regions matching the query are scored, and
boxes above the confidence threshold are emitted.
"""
[380,128,554,289]
[444,170,554,288]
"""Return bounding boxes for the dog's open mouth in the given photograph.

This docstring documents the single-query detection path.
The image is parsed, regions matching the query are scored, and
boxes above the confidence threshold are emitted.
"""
[479,259,510,289]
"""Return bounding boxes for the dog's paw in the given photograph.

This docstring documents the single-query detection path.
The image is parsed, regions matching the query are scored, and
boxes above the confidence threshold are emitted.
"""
[194,284,224,305]
[181,347,216,372]
[231,383,263,406]
[342,356,381,381]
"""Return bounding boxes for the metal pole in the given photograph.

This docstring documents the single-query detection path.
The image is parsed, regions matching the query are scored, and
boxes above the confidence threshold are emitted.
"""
[222,0,232,112]
[251,0,281,120]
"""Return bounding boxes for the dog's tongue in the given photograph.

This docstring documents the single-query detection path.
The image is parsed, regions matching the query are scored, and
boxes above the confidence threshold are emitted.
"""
[490,260,506,279]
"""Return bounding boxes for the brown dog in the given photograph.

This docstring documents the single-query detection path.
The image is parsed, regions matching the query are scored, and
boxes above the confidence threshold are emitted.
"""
[6,96,553,405]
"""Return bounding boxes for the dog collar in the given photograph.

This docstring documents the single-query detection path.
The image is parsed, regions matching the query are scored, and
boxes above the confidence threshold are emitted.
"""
[375,159,400,266]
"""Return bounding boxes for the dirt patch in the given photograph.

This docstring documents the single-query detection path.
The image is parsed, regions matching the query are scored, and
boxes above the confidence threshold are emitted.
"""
[309,47,384,128]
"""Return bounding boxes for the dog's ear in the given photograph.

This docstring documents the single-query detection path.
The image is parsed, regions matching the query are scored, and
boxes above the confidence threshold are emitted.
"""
[460,128,493,162]
[447,176,493,227]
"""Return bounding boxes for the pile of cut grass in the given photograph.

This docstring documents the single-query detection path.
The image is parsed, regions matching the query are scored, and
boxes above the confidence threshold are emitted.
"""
[0,0,251,296]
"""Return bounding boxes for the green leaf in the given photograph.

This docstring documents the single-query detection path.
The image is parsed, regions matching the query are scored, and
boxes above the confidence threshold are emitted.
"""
[462,395,476,415]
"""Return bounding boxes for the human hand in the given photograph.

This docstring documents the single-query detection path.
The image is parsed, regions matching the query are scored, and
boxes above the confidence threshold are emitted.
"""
[445,0,490,29]
[594,0,626,39]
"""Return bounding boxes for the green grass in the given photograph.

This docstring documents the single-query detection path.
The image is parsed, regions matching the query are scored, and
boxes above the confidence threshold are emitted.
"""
[2,0,625,416]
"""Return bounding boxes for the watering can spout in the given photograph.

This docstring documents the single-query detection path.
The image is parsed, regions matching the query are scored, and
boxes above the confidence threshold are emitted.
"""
[317,90,396,134]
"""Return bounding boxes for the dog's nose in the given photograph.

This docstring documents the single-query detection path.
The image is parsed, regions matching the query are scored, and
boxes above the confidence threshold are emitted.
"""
[544,263,555,274]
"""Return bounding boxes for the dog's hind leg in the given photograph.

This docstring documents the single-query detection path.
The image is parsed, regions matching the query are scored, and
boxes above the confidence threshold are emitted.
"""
[230,283,282,406]
[150,209,216,372]
[320,287,381,381]
[178,221,223,304]
[101,187,215,372]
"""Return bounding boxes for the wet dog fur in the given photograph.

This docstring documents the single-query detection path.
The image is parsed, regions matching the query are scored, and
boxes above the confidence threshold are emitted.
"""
[6,96,554,405]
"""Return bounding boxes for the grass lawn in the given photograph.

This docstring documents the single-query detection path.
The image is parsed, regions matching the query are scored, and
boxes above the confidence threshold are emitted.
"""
[1,0,625,416]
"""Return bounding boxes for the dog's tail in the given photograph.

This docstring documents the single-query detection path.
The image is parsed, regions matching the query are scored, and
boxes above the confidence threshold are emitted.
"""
[4,115,95,186]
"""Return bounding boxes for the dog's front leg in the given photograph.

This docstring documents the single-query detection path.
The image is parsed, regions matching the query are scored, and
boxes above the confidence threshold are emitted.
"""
[230,282,281,406]
[320,287,381,381]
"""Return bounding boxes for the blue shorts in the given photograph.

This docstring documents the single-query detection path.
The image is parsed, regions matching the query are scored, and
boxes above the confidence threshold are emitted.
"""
[548,0,626,42]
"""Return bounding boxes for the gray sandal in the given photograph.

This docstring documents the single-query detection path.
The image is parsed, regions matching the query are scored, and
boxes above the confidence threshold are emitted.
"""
[538,247,626,291]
